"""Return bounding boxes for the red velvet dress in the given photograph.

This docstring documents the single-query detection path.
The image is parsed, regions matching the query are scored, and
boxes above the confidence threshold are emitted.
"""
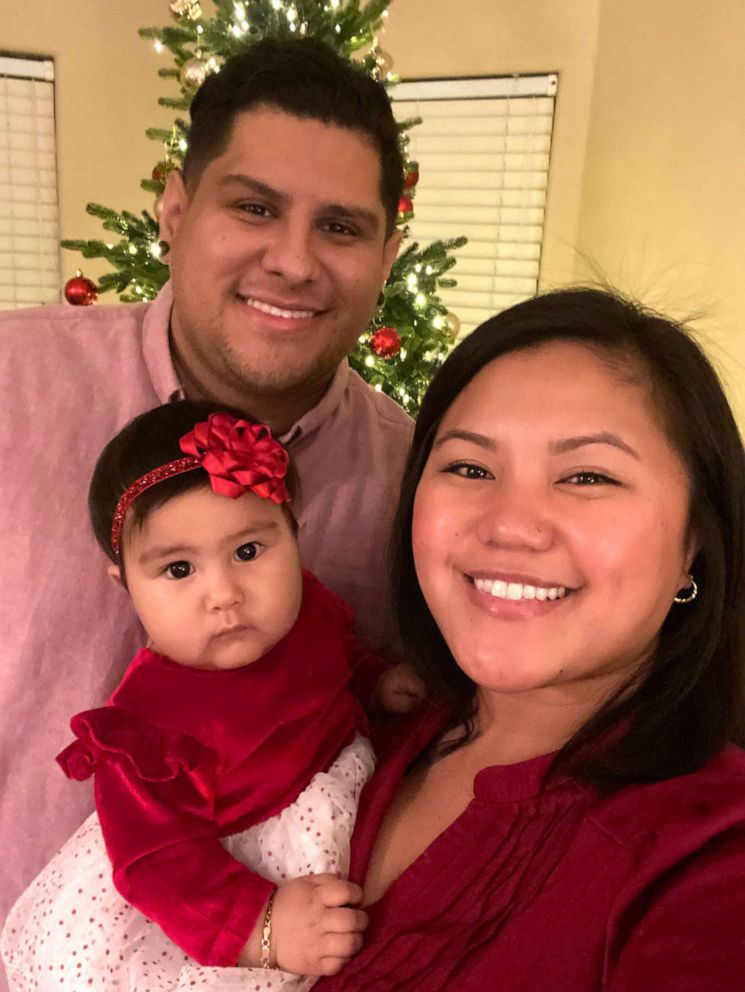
[315,707,745,991]
[54,571,384,967]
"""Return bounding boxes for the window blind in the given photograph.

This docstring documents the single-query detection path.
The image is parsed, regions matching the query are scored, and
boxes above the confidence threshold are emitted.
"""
[393,73,557,336]
[0,55,60,309]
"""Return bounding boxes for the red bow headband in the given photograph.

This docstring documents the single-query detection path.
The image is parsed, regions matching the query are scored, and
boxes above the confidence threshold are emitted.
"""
[110,412,290,556]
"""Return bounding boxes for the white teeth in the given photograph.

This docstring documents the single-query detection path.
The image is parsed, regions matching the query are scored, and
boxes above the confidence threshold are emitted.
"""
[473,578,567,603]
[244,297,315,319]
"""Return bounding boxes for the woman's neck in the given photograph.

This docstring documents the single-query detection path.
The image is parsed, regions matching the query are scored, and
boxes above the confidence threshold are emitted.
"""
[468,677,622,766]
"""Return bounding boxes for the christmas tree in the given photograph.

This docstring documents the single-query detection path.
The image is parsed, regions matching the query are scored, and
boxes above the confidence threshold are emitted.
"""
[62,0,465,415]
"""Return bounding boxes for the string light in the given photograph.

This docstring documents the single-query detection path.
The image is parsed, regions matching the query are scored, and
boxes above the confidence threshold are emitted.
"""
[365,355,376,367]
[153,40,164,53]
[415,292,427,308]
[150,242,162,259]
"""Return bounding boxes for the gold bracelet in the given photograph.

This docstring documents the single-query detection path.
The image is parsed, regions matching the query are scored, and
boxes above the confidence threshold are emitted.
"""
[259,890,276,970]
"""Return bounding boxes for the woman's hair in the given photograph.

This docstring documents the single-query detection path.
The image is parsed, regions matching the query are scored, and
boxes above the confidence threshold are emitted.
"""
[391,287,745,791]
[89,400,297,573]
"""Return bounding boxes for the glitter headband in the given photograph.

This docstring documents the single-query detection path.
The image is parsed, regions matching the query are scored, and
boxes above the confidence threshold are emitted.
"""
[110,412,290,556]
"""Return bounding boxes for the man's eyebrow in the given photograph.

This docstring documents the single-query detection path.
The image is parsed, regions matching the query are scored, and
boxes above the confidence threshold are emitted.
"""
[220,173,287,201]
[549,432,640,460]
[322,202,381,232]
[432,429,497,452]
[219,173,380,231]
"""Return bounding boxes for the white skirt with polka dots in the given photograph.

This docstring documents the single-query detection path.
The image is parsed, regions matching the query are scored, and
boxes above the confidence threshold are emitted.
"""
[1,735,375,992]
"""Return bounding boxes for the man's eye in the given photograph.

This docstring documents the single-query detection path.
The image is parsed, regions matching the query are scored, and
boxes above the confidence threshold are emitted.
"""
[324,221,356,237]
[165,561,192,579]
[235,542,261,562]
[238,202,271,217]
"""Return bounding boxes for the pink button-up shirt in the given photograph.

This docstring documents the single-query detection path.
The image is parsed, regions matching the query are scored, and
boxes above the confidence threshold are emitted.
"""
[0,284,412,941]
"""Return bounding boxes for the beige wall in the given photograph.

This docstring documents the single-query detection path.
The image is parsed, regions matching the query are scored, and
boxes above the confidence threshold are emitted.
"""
[3,0,174,285]
[4,0,745,417]
[383,0,601,289]
[575,0,745,420]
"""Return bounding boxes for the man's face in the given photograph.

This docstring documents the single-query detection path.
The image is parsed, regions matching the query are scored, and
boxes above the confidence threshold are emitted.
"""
[160,105,401,413]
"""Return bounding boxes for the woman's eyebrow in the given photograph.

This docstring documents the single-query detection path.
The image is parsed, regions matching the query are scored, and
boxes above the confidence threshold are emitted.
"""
[432,429,496,451]
[549,432,640,460]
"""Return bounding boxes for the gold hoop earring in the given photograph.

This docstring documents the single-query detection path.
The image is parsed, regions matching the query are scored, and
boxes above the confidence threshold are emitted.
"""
[674,577,698,604]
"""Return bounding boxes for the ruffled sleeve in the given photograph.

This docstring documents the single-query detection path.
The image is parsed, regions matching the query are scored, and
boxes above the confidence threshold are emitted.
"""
[57,706,215,783]
[56,706,274,967]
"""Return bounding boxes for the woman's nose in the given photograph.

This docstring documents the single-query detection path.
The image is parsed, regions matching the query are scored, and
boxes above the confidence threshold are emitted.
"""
[474,483,554,552]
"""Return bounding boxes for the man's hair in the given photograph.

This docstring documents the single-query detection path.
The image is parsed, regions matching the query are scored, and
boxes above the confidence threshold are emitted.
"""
[182,37,404,234]
[89,400,297,570]
[390,286,745,793]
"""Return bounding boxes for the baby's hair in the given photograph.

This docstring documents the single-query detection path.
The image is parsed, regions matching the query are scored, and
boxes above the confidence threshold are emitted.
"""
[89,401,297,574]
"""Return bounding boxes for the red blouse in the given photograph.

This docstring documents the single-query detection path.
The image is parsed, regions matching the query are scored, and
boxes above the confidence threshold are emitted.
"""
[56,571,385,967]
[315,707,745,991]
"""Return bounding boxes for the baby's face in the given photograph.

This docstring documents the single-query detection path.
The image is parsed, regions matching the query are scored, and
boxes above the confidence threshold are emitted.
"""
[120,485,302,670]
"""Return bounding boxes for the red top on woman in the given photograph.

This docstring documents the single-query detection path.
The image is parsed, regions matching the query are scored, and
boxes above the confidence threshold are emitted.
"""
[316,707,745,991]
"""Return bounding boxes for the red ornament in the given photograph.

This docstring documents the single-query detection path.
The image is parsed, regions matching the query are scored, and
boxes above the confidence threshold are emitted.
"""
[152,161,168,183]
[370,326,401,359]
[403,166,419,190]
[397,195,414,218]
[64,273,98,306]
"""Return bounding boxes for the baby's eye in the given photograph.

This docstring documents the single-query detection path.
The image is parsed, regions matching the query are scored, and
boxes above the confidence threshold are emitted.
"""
[235,542,262,562]
[165,560,193,580]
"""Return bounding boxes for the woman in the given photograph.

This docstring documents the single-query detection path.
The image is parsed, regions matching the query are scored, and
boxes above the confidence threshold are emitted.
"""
[316,287,745,991]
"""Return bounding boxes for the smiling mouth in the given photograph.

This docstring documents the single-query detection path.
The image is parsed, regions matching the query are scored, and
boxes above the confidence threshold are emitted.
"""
[237,295,319,320]
[471,577,570,602]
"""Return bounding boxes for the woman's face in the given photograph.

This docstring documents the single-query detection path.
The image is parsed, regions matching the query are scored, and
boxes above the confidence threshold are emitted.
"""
[412,340,696,700]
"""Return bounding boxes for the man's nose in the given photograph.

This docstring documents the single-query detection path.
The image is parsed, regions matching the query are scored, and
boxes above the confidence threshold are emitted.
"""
[261,218,319,284]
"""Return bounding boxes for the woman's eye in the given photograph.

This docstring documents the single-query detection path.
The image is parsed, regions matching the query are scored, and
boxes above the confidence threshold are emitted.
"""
[165,561,192,579]
[235,542,261,562]
[564,471,618,486]
[445,462,492,480]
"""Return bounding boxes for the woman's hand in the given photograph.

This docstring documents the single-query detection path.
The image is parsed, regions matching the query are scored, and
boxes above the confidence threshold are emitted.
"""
[373,662,428,714]
[240,874,368,976]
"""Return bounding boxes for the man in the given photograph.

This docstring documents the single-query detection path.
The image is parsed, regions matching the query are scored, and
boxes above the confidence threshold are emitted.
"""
[0,38,411,941]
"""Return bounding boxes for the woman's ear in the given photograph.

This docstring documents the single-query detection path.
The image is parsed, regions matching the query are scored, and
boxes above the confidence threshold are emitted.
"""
[107,564,124,589]
[682,528,700,581]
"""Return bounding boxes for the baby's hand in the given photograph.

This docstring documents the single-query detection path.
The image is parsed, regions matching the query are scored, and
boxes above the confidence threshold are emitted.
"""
[271,874,367,976]
[373,662,427,714]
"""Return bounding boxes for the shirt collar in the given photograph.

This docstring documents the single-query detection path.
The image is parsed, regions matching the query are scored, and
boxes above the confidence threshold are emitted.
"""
[279,360,350,446]
[142,281,184,403]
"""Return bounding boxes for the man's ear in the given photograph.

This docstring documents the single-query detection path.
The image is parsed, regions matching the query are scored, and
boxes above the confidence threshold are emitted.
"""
[158,169,189,245]
[381,227,403,281]
[107,564,125,589]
